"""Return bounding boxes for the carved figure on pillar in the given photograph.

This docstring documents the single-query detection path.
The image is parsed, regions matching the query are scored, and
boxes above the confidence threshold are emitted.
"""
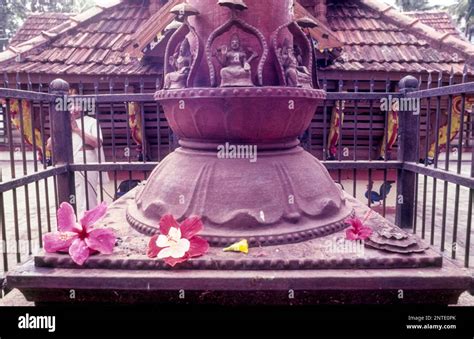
[164,38,193,90]
[277,39,312,88]
[215,33,258,87]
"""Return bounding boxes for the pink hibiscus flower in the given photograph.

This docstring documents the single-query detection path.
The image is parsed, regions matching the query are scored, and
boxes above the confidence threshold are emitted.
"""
[345,217,373,241]
[43,202,116,265]
[147,215,209,267]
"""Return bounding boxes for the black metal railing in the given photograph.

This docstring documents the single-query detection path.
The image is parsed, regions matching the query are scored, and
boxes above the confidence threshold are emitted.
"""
[0,71,472,299]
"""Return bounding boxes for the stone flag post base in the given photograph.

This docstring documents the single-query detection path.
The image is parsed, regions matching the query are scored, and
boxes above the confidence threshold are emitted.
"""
[6,190,472,305]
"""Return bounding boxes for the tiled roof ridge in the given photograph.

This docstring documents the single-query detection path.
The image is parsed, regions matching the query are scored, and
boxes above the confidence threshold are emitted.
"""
[0,0,123,65]
[127,0,180,57]
[405,10,462,38]
[9,12,76,47]
[22,12,76,17]
[359,0,474,63]
[404,10,452,16]
[294,2,343,49]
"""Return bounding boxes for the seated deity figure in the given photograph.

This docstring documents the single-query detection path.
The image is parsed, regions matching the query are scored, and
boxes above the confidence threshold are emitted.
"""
[215,33,258,87]
[278,39,312,88]
[164,38,192,90]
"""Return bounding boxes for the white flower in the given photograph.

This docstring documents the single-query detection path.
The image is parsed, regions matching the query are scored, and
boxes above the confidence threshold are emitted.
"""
[156,227,190,259]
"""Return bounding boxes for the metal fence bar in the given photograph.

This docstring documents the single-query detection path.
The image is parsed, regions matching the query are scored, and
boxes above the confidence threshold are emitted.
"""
[17,89,33,255]
[413,75,421,234]
[465,113,474,267]
[407,81,474,99]
[125,79,133,184]
[48,79,59,212]
[28,78,43,248]
[326,92,402,100]
[109,79,118,197]
[50,79,75,209]
[74,93,155,103]
[337,79,343,185]
[322,79,328,161]
[440,71,454,252]
[4,98,21,263]
[69,161,403,172]
[466,185,473,268]
[39,83,52,233]
[156,101,162,162]
[367,78,375,208]
[140,78,148,180]
[352,80,358,197]
[94,82,104,203]
[0,165,67,193]
[381,77,390,217]
[421,72,433,239]
[395,76,419,228]
[430,75,442,245]
[402,163,474,189]
[66,91,402,103]
[452,68,468,259]
[78,82,90,211]
[0,170,8,272]
[0,88,54,101]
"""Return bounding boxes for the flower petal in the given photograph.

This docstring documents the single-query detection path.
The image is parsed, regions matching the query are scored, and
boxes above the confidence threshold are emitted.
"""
[69,238,91,266]
[57,202,79,232]
[147,235,162,258]
[223,239,248,254]
[346,217,363,231]
[168,227,181,242]
[163,256,189,267]
[187,236,209,258]
[159,214,179,235]
[157,247,174,259]
[43,232,78,253]
[80,202,107,230]
[358,227,373,240]
[345,228,359,241]
[180,216,203,239]
[85,228,116,254]
[156,234,169,248]
[170,238,190,258]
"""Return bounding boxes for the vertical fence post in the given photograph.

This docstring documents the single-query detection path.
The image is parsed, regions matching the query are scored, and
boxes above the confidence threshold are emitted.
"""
[50,79,75,208]
[395,75,419,229]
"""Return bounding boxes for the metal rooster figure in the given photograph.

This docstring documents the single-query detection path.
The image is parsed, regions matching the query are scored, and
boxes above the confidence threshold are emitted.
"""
[365,180,395,205]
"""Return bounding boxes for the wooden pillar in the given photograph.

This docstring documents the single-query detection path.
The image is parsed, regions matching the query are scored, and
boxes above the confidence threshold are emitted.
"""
[50,78,76,208]
[395,75,419,229]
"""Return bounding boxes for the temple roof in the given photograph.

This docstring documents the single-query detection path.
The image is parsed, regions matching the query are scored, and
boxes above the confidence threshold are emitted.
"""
[322,0,474,74]
[9,12,74,47]
[0,0,473,77]
[0,0,157,75]
[405,11,461,37]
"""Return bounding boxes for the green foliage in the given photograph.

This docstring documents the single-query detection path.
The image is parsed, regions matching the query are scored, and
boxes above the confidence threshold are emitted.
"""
[447,0,474,36]
[395,0,432,11]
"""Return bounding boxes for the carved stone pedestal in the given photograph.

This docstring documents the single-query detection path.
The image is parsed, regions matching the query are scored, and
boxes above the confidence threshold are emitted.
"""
[6,190,472,305]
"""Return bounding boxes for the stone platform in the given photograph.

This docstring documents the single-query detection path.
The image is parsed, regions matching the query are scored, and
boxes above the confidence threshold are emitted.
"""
[5,188,473,304]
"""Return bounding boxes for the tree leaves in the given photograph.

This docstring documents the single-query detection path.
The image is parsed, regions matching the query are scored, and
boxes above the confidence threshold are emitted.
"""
[394,0,432,11]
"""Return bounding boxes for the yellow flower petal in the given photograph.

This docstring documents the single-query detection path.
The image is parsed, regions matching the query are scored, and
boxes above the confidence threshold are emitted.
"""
[223,239,249,254]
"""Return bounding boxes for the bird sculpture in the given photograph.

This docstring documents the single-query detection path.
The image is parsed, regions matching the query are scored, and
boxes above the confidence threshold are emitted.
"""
[364,180,395,204]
